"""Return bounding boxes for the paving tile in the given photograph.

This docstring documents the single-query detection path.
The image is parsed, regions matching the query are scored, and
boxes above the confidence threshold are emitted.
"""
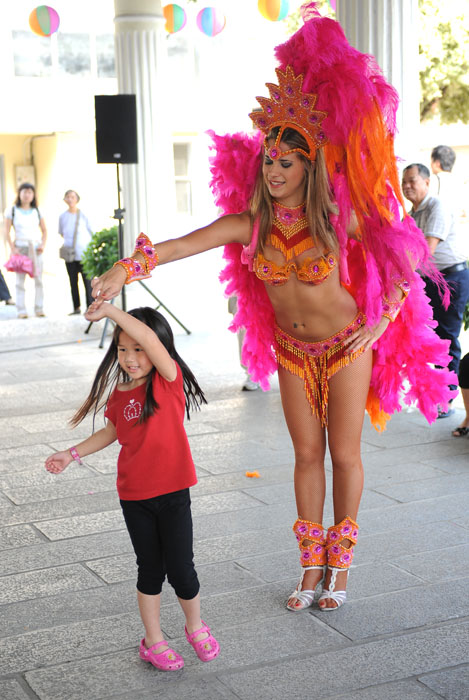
[356,522,469,564]
[111,679,240,700]
[373,473,469,503]
[4,474,116,505]
[191,490,264,516]
[319,678,440,699]
[310,578,468,640]
[363,461,448,487]
[0,612,142,676]
[423,454,469,475]
[393,544,469,582]
[356,493,469,533]
[191,465,294,497]
[0,581,137,639]
[0,563,104,605]
[242,482,398,510]
[0,524,43,550]
[0,489,120,527]
[418,665,469,700]
[34,510,125,540]
[361,439,469,470]
[0,679,33,700]
[192,501,297,541]
[85,554,136,584]
[217,621,469,699]
[0,530,133,576]
[0,463,95,489]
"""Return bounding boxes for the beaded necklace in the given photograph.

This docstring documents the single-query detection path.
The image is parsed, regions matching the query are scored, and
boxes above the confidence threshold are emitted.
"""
[271,201,313,261]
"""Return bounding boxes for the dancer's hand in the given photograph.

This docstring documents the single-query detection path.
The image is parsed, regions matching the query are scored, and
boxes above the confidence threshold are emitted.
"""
[343,316,390,354]
[91,265,127,302]
[45,450,73,474]
[84,300,112,322]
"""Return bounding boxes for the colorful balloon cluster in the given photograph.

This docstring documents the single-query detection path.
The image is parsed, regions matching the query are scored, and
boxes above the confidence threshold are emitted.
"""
[163,4,225,37]
[29,5,60,37]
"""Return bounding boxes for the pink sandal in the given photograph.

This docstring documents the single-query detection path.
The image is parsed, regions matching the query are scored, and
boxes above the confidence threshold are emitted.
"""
[139,638,184,671]
[184,621,220,662]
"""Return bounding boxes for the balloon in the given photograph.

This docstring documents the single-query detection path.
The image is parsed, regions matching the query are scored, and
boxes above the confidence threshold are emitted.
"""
[29,6,60,37]
[163,4,187,34]
[258,0,290,22]
[196,7,226,37]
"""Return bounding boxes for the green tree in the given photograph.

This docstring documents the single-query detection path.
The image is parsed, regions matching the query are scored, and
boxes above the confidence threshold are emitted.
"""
[419,0,469,123]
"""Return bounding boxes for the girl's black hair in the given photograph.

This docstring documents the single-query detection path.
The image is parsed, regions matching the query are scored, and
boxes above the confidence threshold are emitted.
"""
[71,307,206,427]
[15,183,38,208]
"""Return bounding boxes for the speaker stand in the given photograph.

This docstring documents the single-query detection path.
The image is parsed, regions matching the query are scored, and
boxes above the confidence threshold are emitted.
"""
[85,162,191,344]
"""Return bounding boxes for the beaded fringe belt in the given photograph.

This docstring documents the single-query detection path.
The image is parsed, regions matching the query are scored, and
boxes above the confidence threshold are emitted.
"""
[274,313,366,428]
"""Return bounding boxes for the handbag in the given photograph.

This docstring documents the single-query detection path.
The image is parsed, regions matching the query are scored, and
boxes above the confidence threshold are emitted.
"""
[5,254,34,277]
[59,210,80,262]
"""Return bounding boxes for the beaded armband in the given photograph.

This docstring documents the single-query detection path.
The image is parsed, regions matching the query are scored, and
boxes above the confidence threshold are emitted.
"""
[133,233,159,274]
[382,279,410,322]
[69,446,83,465]
[113,258,151,285]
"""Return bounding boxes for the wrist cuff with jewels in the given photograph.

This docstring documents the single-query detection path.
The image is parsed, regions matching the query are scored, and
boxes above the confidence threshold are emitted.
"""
[113,258,151,285]
[382,279,410,322]
[133,233,159,273]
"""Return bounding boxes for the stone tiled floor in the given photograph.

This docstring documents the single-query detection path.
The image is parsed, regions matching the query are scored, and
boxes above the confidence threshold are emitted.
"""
[0,308,468,700]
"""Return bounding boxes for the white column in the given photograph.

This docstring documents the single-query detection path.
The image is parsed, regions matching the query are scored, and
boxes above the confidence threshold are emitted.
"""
[114,0,176,255]
[335,0,420,162]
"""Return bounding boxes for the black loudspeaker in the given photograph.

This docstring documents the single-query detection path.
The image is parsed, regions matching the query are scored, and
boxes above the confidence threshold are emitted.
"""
[95,94,138,164]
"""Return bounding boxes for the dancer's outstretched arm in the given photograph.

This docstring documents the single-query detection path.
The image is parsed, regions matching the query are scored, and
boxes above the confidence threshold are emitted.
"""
[91,212,251,304]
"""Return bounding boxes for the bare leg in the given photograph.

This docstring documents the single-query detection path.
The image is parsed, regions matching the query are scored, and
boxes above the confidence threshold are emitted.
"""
[138,591,166,649]
[178,593,209,642]
[319,349,372,609]
[278,366,327,607]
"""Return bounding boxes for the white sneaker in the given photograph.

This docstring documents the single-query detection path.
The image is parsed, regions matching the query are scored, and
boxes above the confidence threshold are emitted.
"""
[242,377,259,391]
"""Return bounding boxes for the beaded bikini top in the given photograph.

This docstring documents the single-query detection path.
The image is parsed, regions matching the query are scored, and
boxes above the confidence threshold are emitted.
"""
[254,200,337,286]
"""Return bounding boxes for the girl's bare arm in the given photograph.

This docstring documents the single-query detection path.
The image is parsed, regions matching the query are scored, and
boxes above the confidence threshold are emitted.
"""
[45,421,117,473]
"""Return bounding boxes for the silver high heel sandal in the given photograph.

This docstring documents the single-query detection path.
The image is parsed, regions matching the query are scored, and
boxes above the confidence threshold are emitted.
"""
[318,516,359,611]
[287,519,326,611]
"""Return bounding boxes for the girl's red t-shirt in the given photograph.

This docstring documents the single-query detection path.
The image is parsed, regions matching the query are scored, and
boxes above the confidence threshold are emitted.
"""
[104,365,197,500]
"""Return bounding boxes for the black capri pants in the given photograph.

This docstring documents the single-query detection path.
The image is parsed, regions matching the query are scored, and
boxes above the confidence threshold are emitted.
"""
[459,352,469,389]
[120,488,200,600]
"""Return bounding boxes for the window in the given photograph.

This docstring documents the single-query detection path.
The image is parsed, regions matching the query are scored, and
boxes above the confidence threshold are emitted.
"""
[58,33,91,76]
[12,30,52,77]
[96,34,116,78]
[173,143,192,215]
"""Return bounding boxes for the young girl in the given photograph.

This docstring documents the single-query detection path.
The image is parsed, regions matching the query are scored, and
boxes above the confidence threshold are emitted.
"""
[45,301,220,671]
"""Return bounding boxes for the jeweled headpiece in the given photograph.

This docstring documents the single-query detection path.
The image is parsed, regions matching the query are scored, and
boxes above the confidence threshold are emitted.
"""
[249,66,328,162]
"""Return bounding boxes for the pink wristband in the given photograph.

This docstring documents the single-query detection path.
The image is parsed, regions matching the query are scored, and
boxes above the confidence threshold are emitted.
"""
[70,446,83,465]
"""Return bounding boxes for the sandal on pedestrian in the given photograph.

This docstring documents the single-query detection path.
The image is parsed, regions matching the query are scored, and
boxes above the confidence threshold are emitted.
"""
[184,621,220,662]
[287,519,326,611]
[452,426,469,437]
[318,516,358,611]
[139,638,184,671]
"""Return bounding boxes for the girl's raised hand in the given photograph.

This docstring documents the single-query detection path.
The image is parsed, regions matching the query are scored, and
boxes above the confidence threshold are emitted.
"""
[45,450,73,474]
[91,265,127,302]
[84,300,111,322]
